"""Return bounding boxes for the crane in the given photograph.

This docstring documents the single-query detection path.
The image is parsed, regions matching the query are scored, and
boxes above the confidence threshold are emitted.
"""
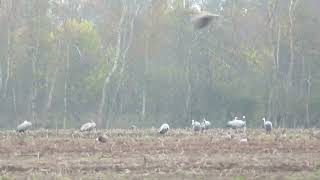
[262,117,272,133]
[159,123,170,134]
[80,121,96,132]
[201,118,211,131]
[17,120,32,133]
[227,117,246,129]
[192,120,201,132]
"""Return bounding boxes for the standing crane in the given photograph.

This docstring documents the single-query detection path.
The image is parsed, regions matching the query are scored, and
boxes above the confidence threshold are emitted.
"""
[262,117,272,134]
[192,120,201,132]
[201,118,211,131]
[227,117,246,129]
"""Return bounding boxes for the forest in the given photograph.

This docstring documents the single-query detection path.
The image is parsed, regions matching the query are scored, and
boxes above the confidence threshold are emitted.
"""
[0,0,319,129]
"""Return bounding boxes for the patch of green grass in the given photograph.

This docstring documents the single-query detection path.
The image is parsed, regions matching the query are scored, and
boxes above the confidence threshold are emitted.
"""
[233,175,246,180]
[276,170,320,180]
[296,170,320,180]
[0,176,11,180]
[17,135,34,142]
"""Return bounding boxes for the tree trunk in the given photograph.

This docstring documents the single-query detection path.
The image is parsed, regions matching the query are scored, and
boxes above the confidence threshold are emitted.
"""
[31,57,38,127]
[141,87,146,122]
[269,24,281,127]
[141,33,149,122]
[3,19,11,97]
[30,1,42,128]
[108,5,140,123]
[98,4,127,127]
[267,87,273,125]
[12,87,17,120]
[63,45,70,129]
[0,64,2,93]
[285,0,299,127]
[46,68,59,112]
[184,48,192,123]
[286,0,295,86]
[305,62,311,128]
[43,67,59,125]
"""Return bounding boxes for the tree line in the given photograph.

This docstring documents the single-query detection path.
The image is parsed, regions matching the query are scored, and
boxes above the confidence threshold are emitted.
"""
[0,0,319,129]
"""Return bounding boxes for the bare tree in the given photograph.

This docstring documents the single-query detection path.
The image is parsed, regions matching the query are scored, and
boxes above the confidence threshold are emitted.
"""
[108,4,141,124]
[285,0,300,127]
[98,2,127,127]
[63,44,70,129]
[141,33,149,122]
[2,0,13,98]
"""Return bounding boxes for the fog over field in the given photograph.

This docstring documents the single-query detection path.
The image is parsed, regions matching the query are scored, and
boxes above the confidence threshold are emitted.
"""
[0,0,319,129]
[0,0,320,179]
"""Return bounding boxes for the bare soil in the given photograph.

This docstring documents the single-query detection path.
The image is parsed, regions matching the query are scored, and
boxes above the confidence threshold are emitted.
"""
[0,128,320,180]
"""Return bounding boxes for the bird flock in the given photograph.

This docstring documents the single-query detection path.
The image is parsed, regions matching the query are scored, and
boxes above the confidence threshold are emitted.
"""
[13,7,273,139]
[13,115,277,145]
[156,115,272,136]
[15,115,273,137]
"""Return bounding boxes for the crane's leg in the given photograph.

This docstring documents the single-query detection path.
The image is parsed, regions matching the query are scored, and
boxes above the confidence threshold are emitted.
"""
[92,128,97,138]
[80,131,85,138]
[87,131,90,138]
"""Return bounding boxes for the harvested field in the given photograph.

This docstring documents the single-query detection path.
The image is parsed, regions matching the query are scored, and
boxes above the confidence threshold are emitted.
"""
[1,128,320,179]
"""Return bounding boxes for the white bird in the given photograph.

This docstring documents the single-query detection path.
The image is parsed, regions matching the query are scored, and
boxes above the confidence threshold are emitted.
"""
[239,138,248,143]
[201,118,211,131]
[131,125,137,130]
[227,117,246,129]
[159,123,169,134]
[80,121,96,132]
[16,120,32,133]
[192,120,201,132]
[262,117,272,133]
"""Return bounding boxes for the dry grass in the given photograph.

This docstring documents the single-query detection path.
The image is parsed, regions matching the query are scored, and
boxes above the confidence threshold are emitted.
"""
[0,128,320,179]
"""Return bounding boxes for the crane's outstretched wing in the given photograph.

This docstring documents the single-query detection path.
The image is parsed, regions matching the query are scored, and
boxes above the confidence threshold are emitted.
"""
[191,12,220,29]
